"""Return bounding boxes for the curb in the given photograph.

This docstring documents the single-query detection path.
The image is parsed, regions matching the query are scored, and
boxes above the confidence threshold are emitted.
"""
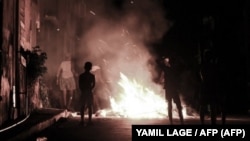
[7,109,68,141]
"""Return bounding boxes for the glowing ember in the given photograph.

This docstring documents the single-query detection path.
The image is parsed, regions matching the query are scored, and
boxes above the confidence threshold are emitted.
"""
[110,72,167,118]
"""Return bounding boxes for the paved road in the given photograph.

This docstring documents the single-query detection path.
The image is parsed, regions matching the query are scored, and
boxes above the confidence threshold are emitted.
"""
[27,113,250,141]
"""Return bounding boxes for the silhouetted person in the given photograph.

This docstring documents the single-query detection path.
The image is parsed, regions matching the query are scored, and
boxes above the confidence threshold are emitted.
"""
[79,62,95,126]
[56,54,76,110]
[199,49,219,125]
[160,56,184,125]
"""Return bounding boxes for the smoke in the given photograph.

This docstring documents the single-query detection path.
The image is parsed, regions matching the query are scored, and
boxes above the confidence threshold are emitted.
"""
[40,0,172,109]
[76,0,170,98]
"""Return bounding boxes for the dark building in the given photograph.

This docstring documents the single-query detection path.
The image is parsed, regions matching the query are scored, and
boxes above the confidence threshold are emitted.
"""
[0,0,40,127]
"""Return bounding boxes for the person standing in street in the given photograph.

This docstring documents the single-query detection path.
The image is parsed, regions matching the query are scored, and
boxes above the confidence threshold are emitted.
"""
[79,61,95,126]
[56,54,77,110]
[199,49,219,125]
[160,56,184,125]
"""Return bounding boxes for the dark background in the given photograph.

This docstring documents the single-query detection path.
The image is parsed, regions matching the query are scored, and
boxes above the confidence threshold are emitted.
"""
[158,0,249,114]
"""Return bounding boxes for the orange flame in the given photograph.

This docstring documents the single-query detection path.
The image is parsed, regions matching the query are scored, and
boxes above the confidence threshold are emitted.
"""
[110,72,167,118]
[97,72,198,119]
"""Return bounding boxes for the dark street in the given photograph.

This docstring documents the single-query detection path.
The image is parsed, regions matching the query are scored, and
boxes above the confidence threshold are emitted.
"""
[27,113,250,141]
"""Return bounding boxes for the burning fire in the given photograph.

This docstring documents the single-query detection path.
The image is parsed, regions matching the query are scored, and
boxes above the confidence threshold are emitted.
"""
[109,72,167,118]
[95,73,197,119]
[104,73,175,118]
[93,73,197,118]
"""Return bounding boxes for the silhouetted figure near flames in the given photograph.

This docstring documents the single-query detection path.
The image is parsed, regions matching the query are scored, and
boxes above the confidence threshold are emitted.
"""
[199,49,220,125]
[79,61,96,126]
[160,56,184,125]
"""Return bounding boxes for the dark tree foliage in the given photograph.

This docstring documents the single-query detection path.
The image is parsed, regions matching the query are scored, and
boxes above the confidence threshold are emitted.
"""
[21,46,47,87]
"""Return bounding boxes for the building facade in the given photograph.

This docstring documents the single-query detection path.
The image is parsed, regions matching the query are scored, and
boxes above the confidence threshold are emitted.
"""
[0,0,40,127]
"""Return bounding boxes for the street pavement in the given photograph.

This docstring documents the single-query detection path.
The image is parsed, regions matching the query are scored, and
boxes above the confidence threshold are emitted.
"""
[0,108,67,141]
[26,112,250,141]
